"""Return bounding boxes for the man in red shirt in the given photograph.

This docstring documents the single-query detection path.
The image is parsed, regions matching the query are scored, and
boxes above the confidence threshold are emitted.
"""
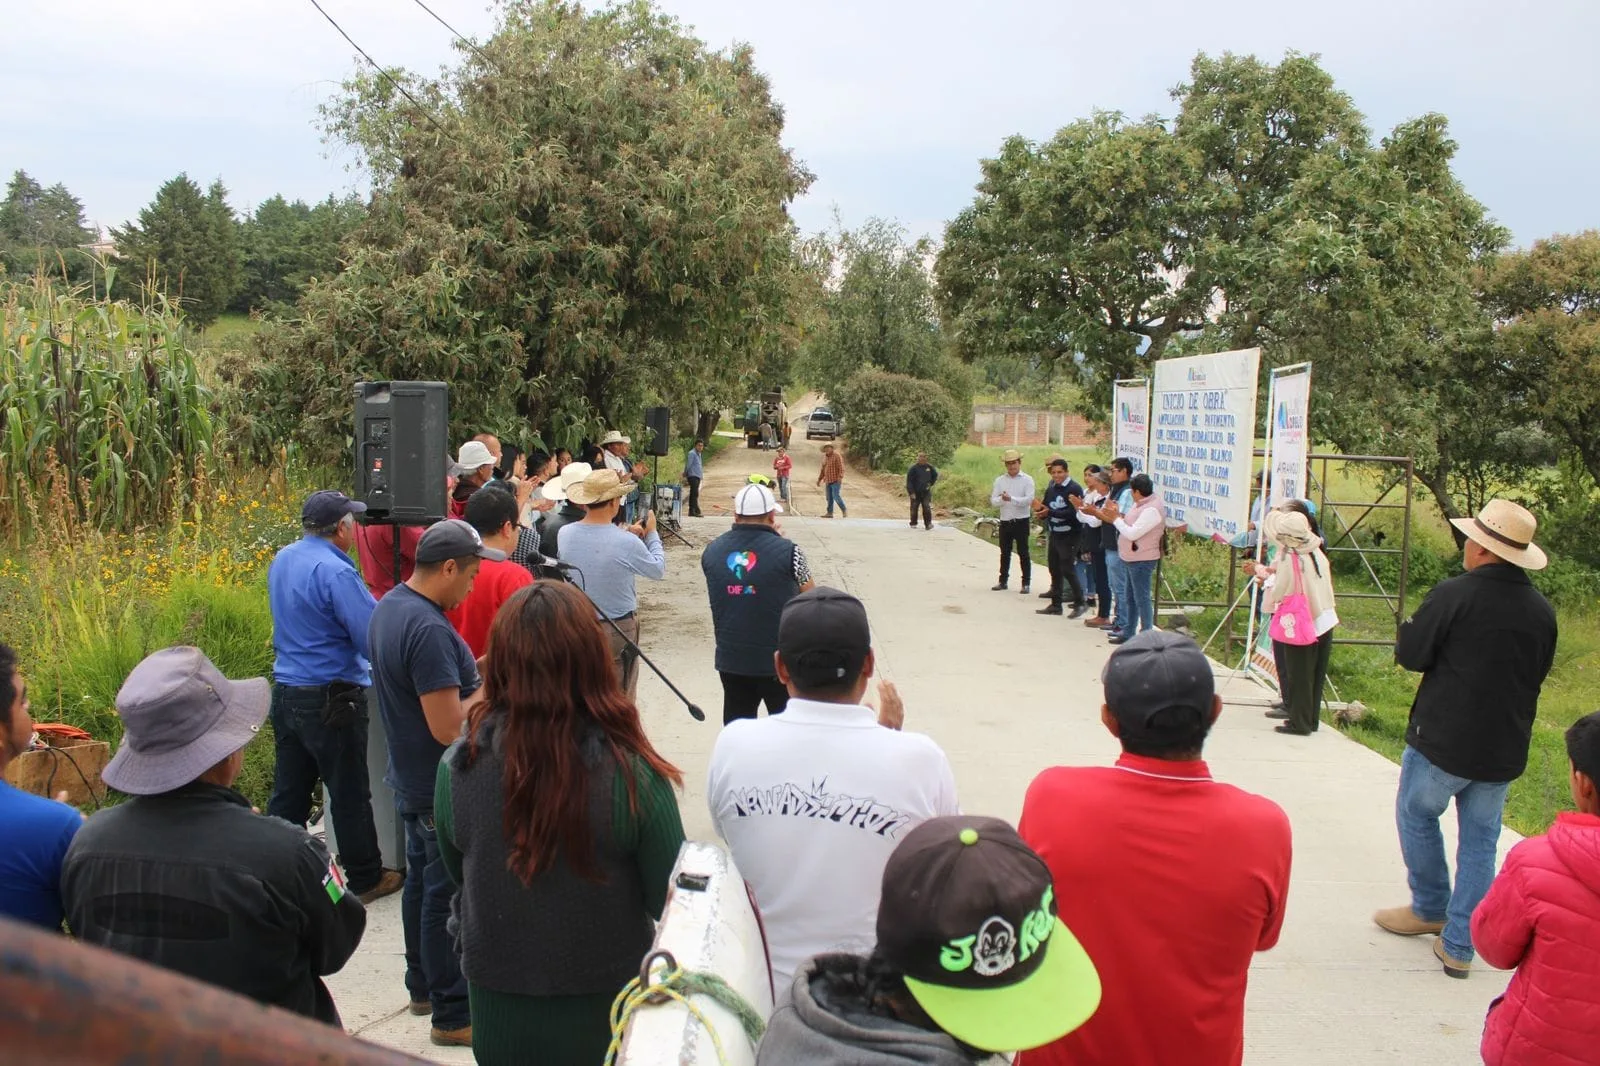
[1018,631,1292,1066]
[445,486,534,657]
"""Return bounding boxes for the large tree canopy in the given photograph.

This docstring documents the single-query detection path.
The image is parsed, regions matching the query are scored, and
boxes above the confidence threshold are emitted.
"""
[937,51,1510,523]
[242,0,811,459]
[0,170,96,282]
[113,175,243,327]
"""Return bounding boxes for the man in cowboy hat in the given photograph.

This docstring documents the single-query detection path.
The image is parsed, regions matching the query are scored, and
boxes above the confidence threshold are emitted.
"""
[599,429,643,522]
[990,449,1035,593]
[61,647,367,1026]
[555,467,667,695]
[536,461,593,558]
[1374,499,1558,979]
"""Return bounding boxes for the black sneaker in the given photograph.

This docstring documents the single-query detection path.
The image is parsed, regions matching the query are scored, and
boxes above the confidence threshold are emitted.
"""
[1019,584,1031,594]
[1068,603,1088,619]
[991,583,1008,591]
[1036,605,1063,616]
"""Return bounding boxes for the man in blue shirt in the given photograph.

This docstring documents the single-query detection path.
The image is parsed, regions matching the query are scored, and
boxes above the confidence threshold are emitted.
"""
[370,518,498,1048]
[0,643,82,931]
[266,490,399,905]
[556,468,667,697]
[685,438,706,517]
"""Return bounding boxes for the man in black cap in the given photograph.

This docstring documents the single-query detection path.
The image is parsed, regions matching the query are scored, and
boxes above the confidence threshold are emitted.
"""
[707,587,960,1005]
[1018,631,1291,1066]
[369,519,502,1048]
[265,490,401,905]
[62,647,367,1026]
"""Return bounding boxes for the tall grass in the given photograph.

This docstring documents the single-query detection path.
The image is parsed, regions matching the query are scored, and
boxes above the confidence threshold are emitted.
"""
[0,276,214,538]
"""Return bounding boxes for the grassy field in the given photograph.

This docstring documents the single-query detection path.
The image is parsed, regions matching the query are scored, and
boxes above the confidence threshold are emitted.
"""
[941,441,1595,835]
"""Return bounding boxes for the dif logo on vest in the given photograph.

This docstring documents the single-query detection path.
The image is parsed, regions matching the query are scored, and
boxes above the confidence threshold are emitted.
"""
[726,551,759,596]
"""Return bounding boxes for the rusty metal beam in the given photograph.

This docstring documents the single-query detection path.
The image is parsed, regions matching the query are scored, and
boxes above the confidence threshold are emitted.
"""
[0,918,425,1066]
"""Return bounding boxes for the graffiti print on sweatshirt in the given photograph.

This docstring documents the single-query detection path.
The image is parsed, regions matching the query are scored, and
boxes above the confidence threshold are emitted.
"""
[728,777,913,837]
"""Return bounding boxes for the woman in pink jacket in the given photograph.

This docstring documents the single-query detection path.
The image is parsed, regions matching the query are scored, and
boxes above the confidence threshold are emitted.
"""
[1472,711,1600,1065]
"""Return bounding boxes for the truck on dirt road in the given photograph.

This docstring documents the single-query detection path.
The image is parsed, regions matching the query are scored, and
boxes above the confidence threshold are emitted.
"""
[742,391,788,448]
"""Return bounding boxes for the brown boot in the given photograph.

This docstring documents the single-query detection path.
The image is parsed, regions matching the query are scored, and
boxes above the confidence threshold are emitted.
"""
[1372,906,1444,937]
[430,1026,472,1048]
[1433,938,1471,979]
[357,868,404,905]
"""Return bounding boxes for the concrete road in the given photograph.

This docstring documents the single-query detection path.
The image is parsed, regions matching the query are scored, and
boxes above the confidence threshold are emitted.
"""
[330,469,1514,1063]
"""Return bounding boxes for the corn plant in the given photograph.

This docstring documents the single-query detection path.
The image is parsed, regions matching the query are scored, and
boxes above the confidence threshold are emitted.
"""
[0,276,215,538]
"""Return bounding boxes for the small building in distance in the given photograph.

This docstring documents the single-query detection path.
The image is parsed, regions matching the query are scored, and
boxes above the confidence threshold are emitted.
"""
[967,404,1106,448]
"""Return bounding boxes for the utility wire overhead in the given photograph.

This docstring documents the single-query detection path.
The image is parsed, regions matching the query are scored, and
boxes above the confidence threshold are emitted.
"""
[406,0,493,64]
[304,0,447,133]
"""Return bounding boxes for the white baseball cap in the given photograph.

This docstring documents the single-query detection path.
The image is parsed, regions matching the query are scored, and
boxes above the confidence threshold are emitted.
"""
[457,440,495,470]
[733,483,783,516]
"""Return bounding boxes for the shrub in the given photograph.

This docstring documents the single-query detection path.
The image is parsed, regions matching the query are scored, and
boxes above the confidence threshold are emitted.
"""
[836,368,965,471]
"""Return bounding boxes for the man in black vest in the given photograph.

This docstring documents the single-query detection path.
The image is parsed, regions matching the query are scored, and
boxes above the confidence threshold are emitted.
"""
[701,483,815,725]
[1033,457,1088,617]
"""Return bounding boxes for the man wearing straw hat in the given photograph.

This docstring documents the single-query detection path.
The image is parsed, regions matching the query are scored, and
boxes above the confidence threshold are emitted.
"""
[536,461,593,559]
[1374,499,1558,980]
[555,467,667,695]
[61,647,367,1026]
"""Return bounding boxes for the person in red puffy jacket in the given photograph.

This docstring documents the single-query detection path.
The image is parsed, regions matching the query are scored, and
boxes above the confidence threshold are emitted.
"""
[1472,710,1600,1066]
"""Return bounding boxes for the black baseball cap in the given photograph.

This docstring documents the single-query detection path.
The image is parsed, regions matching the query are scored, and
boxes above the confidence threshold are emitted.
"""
[877,816,1101,1052]
[302,489,367,529]
[415,519,507,564]
[1101,630,1215,739]
[777,587,871,690]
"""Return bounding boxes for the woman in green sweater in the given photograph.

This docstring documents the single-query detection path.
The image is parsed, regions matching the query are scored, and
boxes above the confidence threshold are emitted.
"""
[435,581,685,1065]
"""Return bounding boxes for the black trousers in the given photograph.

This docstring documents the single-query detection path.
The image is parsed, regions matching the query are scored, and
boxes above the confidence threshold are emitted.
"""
[1278,631,1334,733]
[1047,533,1085,606]
[1088,545,1110,618]
[910,491,932,528]
[998,518,1032,585]
[687,476,702,516]
[720,671,790,725]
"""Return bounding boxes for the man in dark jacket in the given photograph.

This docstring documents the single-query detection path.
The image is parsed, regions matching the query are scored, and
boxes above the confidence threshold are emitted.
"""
[62,647,366,1026]
[905,453,939,530]
[1033,457,1087,618]
[537,461,593,560]
[1374,499,1557,979]
[701,483,814,724]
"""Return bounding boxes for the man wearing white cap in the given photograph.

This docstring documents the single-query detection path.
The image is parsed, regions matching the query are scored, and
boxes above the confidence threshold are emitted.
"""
[61,647,367,1026]
[701,483,815,724]
[449,440,497,520]
[1374,499,1558,979]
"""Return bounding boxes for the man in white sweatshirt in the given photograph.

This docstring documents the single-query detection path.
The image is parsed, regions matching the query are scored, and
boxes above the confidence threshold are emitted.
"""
[990,449,1036,594]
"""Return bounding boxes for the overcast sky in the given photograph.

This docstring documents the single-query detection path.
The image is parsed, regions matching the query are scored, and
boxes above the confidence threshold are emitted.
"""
[8,0,1597,247]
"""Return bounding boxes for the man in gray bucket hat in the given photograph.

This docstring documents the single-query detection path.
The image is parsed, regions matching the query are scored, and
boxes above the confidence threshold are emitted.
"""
[61,646,367,1026]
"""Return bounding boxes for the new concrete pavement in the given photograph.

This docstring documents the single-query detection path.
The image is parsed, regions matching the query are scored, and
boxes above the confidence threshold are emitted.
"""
[328,504,1515,1064]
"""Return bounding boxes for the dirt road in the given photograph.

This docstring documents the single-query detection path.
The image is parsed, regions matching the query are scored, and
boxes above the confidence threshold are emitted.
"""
[694,396,914,522]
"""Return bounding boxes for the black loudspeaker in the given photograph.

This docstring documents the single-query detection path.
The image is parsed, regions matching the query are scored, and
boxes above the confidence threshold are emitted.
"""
[354,381,450,523]
[643,406,671,456]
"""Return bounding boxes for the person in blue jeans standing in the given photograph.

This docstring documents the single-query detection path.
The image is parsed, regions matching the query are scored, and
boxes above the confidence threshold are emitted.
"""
[371,520,506,1047]
[267,490,401,905]
[1080,458,1137,640]
[1100,473,1162,643]
[1373,499,1557,979]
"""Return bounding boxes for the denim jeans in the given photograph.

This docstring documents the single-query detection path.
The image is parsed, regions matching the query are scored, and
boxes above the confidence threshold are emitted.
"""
[266,683,383,893]
[1104,550,1132,634]
[1395,745,1511,962]
[777,476,790,502]
[1125,559,1158,633]
[1075,556,1096,602]
[402,811,470,1029]
[825,481,847,516]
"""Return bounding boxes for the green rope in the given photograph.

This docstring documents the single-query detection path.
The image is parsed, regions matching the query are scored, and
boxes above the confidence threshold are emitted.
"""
[603,961,767,1066]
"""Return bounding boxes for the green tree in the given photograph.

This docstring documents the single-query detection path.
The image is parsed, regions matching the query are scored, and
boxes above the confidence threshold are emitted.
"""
[233,193,365,313]
[112,174,243,326]
[835,367,966,470]
[1485,231,1600,490]
[235,0,811,462]
[0,170,96,281]
[937,51,1512,525]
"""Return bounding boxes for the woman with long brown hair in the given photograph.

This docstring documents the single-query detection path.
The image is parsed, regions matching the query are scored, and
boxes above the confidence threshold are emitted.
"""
[434,581,685,1064]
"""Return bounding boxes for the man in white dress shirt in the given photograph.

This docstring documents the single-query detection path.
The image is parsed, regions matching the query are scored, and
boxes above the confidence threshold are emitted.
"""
[990,448,1036,594]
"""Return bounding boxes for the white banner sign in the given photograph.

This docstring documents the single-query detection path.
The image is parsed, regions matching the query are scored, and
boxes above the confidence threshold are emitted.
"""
[1112,380,1150,474]
[1151,347,1261,539]
[1268,367,1311,509]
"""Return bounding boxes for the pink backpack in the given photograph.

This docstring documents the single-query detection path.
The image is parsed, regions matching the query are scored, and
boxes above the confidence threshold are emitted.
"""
[1268,552,1319,646]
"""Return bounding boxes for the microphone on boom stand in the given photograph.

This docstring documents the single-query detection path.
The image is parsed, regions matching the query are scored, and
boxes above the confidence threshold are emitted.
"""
[539,561,706,722]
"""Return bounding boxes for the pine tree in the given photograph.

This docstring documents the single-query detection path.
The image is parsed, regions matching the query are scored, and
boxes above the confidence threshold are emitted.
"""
[112,173,242,326]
